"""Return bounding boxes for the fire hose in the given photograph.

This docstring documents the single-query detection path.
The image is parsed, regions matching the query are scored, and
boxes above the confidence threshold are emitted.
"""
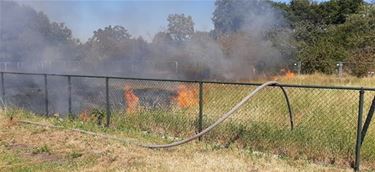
[142,81,292,148]
[17,81,293,149]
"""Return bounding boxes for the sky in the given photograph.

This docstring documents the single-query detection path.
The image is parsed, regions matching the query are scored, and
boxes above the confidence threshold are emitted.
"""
[16,0,314,42]
[17,0,218,42]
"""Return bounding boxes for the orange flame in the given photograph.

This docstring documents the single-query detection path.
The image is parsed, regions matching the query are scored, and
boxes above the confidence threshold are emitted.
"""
[279,69,295,79]
[285,70,295,79]
[175,84,198,108]
[124,86,139,113]
[79,108,91,122]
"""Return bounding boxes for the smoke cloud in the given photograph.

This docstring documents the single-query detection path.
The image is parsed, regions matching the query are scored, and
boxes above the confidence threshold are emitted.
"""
[0,0,294,115]
[1,0,293,81]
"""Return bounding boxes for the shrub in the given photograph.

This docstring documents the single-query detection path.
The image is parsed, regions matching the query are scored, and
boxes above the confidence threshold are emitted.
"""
[347,47,375,77]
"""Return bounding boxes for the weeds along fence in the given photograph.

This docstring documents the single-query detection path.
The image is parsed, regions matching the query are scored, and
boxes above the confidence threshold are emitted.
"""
[0,71,374,171]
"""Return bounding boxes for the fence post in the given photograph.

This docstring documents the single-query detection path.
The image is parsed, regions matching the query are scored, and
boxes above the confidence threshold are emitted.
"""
[354,88,364,172]
[105,77,111,127]
[67,76,72,115]
[297,61,301,75]
[198,82,203,141]
[1,72,5,109]
[44,74,49,116]
[337,62,343,78]
[294,61,302,75]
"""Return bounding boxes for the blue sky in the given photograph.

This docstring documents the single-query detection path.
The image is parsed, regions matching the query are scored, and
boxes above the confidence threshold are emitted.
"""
[16,0,309,42]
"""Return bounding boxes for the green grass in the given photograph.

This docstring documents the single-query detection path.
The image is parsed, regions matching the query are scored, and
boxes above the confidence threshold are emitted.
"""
[32,145,50,155]
[1,113,354,172]
[105,75,375,168]
[2,74,375,170]
[67,151,82,159]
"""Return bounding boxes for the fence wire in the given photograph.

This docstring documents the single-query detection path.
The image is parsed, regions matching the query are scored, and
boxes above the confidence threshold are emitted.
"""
[0,72,374,169]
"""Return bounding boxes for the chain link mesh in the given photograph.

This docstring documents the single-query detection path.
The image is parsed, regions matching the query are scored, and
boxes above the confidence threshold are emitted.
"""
[1,73,374,167]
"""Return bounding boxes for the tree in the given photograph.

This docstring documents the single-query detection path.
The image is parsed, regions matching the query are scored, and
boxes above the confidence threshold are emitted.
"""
[320,0,363,24]
[86,25,131,60]
[212,0,247,35]
[88,25,131,45]
[212,0,284,36]
[294,2,374,74]
[212,0,292,77]
[272,0,371,75]
[47,22,75,44]
[297,36,348,74]
[167,14,194,41]
[281,0,363,25]
[0,1,78,63]
[289,0,321,24]
[152,32,173,45]
[347,47,375,77]
[342,4,375,76]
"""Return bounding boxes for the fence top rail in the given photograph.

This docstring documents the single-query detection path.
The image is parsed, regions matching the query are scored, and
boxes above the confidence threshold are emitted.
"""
[1,71,374,91]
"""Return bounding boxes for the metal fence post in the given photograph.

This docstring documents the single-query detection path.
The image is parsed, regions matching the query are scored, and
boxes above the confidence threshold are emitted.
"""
[105,77,111,127]
[337,62,343,78]
[67,76,72,115]
[297,61,301,75]
[354,88,364,172]
[44,74,49,116]
[294,61,302,75]
[1,72,5,109]
[198,82,203,141]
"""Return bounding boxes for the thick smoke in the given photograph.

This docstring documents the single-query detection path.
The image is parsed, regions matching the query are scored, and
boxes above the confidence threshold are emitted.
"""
[211,0,293,80]
[0,1,80,74]
[1,0,292,81]
[0,1,293,115]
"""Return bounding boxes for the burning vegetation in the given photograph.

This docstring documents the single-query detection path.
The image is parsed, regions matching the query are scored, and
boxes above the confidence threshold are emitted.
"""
[124,86,140,113]
[174,84,199,109]
[122,84,198,112]
[79,109,91,122]
[282,69,295,79]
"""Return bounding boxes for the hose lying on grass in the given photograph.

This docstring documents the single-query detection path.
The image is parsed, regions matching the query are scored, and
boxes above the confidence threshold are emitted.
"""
[18,120,141,145]
[143,81,278,148]
[18,81,279,149]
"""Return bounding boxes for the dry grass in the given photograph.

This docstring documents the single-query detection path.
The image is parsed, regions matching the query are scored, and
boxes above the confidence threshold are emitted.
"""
[0,111,353,172]
[270,73,375,87]
[1,74,373,171]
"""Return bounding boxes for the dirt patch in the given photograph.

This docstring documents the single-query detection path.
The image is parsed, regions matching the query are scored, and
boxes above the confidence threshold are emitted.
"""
[7,143,29,150]
[4,142,61,164]
[24,152,61,163]
[1,118,18,128]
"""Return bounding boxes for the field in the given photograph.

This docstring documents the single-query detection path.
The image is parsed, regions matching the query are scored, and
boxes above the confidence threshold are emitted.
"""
[0,110,352,172]
[1,74,375,171]
[270,73,375,87]
[106,74,375,168]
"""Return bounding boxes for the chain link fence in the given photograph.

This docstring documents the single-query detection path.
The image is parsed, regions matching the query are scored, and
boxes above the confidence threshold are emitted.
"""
[0,71,374,170]
[293,61,375,77]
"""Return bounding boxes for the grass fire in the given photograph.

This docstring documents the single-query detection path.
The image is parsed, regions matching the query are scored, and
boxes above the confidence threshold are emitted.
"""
[175,84,199,109]
[124,86,140,113]
[122,84,198,113]
[1,0,375,172]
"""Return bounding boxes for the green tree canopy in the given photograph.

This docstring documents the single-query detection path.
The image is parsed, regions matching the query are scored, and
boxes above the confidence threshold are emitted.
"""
[167,14,195,41]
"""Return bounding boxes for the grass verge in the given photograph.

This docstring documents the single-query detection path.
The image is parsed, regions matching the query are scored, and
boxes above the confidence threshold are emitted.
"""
[0,109,357,172]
